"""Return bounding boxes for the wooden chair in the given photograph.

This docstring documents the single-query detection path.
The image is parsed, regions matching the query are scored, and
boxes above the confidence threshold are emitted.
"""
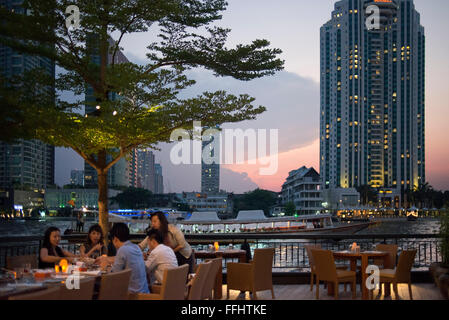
[59,277,96,300]
[305,245,348,292]
[131,264,189,300]
[6,255,38,270]
[226,248,275,300]
[187,261,212,300]
[311,249,356,300]
[201,258,222,300]
[305,244,321,292]
[98,269,132,300]
[9,286,60,300]
[379,249,417,300]
[374,244,398,269]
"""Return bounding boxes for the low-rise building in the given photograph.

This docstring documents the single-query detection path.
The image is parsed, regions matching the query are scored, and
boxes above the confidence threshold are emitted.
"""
[181,192,233,218]
[281,166,323,215]
[45,188,121,210]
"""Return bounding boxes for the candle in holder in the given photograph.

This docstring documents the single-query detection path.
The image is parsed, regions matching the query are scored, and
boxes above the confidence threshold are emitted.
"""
[59,259,68,273]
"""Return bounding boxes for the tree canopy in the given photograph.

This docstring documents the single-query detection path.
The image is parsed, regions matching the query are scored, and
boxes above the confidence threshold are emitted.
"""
[0,0,284,236]
[233,188,279,217]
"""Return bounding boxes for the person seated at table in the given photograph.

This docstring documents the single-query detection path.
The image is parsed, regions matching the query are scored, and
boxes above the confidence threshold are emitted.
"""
[139,211,194,273]
[80,224,107,259]
[96,223,149,294]
[144,229,178,285]
[39,227,76,269]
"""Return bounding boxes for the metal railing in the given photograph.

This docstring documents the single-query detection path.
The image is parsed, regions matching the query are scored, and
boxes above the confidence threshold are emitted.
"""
[0,233,442,271]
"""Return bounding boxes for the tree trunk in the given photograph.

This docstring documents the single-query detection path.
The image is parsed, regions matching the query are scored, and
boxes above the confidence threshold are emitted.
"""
[98,169,109,246]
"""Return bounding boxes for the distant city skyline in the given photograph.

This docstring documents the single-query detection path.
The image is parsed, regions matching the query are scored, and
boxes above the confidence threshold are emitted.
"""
[55,0,449,193]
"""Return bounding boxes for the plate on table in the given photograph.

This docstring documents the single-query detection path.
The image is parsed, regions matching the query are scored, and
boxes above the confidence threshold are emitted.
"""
[78,270,102,277]
[0,286,15,294]
[8,283,44,289]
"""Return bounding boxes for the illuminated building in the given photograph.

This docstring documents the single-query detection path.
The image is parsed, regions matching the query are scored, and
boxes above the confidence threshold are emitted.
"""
[320,0,425,205]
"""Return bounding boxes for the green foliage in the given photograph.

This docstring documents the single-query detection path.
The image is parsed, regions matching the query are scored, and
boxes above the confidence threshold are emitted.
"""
[0,0,283,232]
[110,187,153,209]
[284,202,296,217]
[0,0,284,164]
[233,189,278,217]
[440,209,449,267]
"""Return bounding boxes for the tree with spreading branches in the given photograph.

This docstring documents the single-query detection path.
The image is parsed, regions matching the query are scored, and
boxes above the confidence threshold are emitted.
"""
[0,0,284,237]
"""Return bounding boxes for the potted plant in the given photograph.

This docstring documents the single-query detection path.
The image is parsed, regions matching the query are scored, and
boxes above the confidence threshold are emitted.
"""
[430,208,449,299]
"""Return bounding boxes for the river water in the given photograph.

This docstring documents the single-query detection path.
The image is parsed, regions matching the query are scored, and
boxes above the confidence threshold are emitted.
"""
[0,217,441,238]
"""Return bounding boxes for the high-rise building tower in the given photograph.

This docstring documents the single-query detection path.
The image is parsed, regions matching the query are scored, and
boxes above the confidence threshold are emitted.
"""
[154,164,164,194]
[137,149,156,192]
[201,129,220,194]
[0,0,55,191]
[320,0,425,201]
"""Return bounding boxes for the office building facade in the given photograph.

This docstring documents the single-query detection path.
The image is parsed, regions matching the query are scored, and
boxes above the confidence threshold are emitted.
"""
[0,0,55,194]
[320,0,425,203]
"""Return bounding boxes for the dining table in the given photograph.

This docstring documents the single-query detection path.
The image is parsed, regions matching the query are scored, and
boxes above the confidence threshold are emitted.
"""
[331,250,390,300]
[0,266,104,300]
[194,249,247,299]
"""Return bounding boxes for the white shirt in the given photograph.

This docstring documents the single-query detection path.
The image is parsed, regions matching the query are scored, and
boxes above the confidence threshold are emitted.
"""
[138,224,192,259]
[145,244,178,285]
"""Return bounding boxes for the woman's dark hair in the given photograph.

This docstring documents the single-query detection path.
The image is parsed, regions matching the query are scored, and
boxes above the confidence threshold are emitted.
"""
[86,224,104,246]
[42,227,62,256]
[149,211,169,237]
[110,223,130,242]
[147,228,164,244]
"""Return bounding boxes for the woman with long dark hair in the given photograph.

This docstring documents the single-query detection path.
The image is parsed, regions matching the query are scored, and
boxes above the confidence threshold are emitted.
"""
[80,224,107,258]
[39,227,76,268]
[139,211,194,273]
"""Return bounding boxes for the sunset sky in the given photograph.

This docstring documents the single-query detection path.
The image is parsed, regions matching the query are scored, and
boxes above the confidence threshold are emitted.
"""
[56,0,449,193]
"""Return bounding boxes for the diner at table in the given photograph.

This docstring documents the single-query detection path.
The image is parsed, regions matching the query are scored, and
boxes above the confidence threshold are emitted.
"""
[80,224,107,259]
[139,211,194,273]
[39,227,77,269]
[144,228,178,286]
[95,223,149,294]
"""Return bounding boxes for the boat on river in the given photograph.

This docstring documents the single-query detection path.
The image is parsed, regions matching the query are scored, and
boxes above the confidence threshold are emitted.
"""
[109,210,375,235]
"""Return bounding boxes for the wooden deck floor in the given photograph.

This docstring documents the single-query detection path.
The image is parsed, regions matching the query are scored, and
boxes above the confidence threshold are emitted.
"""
[221,283,444,300]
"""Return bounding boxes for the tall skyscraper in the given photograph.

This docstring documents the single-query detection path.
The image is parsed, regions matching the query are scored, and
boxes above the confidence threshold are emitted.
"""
[154,164,164,194]
[0,0,55,191]
[83,38,130,188]
[320,0,425,203]
[137,149,156,192]
[201,129,220,194]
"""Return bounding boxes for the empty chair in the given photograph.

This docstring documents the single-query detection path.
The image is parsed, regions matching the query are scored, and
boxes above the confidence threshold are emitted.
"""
[226,248,275,300]
[305,244,321,292]
[187,261,212,300]
[311,249,356,300]
[59,277,96,300]
[305,244,348,292]
[201,258,222,300]
[374,244,398,269]
[132,264,189,300]
[379,249,417,300]
[6,255,38,270]
[9,286,60,300]
[98,269,132,300]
